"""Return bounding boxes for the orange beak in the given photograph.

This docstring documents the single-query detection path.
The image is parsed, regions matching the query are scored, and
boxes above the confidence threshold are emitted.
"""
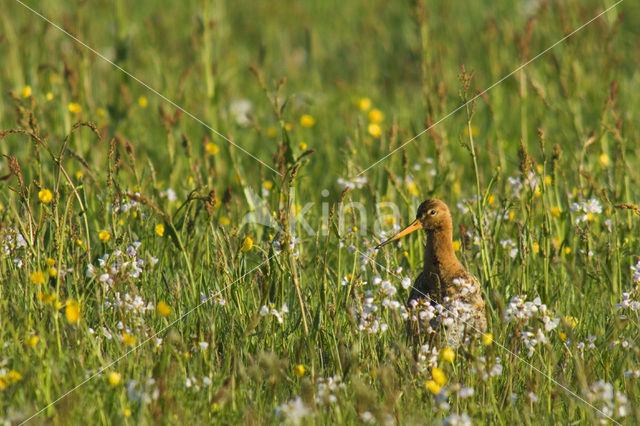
[375,219,422,249]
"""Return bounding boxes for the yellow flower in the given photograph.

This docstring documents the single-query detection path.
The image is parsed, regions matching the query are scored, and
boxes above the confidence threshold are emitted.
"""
[30,271,46,285]
[406,181,419,196]
[544,175,552,185]
[509,211,516,221]
[565,316,578,329]
[25,335,40,348]
[551,206,561,217]
[452,240,461,252]
[300,114,316,128]
[357,97,372,111]
[76,239,84,247]
[68,102,82,114]
[536,164,544,174]
[46,92,54,101]
[206,142,220,155]
[440,347,455,363]
[285,123,292,131]
[155,223,165,237]
[367,123,382,138]
[403,251,409,257]
[21,85,32,98]
[157,301,172,317]
[39,189,53,204]
[75,171,84,180]
[425,380,441,395]
[48,267,58,277]
[65,299,81,323]
[263,181,274,190]
[267,126,278,137]
[108,371,122,386]
[138,96,148,108]
[367,108,384,123]
[123,408,132,417]
[98,230,111,242]
[219,216,231,226]
[452,181,461,194]
[298,141,308,150]
[240,237,253,252]
[0,203,3,212]
[482,333,494,345]
[558,332,567,341]
[8,370,22,383]
[464,125,479,137]
[431,367,447,386]
[564,246,571,255]
[599,153,611,166]
[46,257,56,267]
[532,242,540,254]
[38,292,58,304]
[293,365,306,377]
[122,333,136,346]
[97,107,105,117]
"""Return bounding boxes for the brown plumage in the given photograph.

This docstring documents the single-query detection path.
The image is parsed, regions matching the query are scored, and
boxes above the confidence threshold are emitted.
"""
[377,199,487,346]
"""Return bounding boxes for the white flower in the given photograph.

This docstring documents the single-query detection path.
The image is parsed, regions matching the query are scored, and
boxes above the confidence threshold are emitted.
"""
[229,99,252,126]
[507,176,523,196]
[585,380,629,421]
[442,413,472,426]
[337,176,367,190]
[458,387,474,398]
[315,375,345,405]
[401,277,412,289]
[380,280,396,297]
[571,198,602,224]
[275,397,310,425]
[360,411,375,424]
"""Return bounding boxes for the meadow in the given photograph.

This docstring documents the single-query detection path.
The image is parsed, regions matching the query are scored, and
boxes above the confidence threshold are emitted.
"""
[1,0,640,424]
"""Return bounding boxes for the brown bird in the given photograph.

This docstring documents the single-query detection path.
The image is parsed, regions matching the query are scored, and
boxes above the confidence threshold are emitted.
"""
[376,199,487,346]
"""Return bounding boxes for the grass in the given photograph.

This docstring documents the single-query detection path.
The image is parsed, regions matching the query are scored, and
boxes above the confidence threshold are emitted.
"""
[1,0,640,424]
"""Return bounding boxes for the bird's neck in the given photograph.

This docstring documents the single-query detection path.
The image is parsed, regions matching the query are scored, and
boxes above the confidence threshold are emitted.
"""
[424,227,461,275]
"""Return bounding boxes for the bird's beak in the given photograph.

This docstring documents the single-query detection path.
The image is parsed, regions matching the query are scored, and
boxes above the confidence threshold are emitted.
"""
[375,219,422,249]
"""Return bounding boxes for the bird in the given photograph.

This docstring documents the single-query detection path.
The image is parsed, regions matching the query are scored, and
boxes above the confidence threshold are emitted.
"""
[376,199,487,347]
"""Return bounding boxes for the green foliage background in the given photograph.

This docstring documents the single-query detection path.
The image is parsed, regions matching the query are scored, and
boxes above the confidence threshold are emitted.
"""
[1,0,639,424]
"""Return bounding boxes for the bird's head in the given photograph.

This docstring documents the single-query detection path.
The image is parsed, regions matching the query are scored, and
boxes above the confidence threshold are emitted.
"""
[376,199,452,249]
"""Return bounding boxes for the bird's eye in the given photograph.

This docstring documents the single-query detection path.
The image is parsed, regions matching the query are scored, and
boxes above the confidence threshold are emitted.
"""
[429,209,437,216]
